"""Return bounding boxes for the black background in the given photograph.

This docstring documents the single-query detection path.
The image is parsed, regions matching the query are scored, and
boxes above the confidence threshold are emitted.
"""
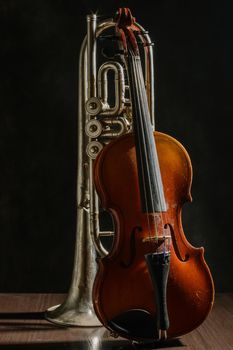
[0,0,232,293]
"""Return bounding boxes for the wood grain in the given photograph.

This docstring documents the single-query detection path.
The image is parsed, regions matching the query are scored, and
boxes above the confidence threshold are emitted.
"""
[93,131,214,340]
[0,293,232,349]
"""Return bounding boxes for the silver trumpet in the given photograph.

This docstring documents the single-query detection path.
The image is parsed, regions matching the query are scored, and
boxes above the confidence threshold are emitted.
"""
[45,11,155,326]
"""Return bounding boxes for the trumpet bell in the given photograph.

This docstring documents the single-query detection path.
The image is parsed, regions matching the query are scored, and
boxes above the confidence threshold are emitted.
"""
[45,304,101,327]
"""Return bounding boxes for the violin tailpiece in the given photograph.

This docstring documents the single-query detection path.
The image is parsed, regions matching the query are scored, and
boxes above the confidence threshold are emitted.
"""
[145,252,170,333]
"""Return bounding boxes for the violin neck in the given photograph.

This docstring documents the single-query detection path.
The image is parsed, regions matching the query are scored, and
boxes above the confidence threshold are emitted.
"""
[128,53,167,213]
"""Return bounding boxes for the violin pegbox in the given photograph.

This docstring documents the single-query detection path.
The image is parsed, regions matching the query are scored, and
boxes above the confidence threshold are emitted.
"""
[115,7,140,56]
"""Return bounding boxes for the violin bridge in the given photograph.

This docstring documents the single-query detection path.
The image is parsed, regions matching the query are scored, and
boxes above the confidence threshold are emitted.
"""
[142,235,171,243]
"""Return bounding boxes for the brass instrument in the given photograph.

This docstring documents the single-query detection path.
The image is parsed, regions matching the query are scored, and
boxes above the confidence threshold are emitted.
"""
[45,12,155,326]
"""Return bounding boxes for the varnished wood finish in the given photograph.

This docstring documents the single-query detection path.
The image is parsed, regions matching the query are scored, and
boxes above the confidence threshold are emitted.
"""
[93,131,214,340]
[0,293,232,349]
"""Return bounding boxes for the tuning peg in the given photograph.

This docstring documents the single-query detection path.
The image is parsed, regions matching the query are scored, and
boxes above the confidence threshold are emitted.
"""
[144,42,155,47]
[137,41,155,47]
[134,30,149,35]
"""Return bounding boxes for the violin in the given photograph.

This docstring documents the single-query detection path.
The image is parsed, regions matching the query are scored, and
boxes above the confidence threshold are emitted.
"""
[93,8,214,342]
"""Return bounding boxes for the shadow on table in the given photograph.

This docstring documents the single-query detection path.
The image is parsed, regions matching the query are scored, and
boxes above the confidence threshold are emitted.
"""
[0,339,184,350]
[0,312,63,330]
[0,341,127,350]
[0,312,44,319]
[0,312,184,349]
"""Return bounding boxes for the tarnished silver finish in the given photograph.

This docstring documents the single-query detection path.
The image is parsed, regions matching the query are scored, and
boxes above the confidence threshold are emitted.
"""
[85,120,103,138]
[85,97,105,116]
[100,117,129,138]
[45,12,156,326]
[86,61,125,116]
[86,141,103,159]
[97,61,125,116]
[45,14,101,326]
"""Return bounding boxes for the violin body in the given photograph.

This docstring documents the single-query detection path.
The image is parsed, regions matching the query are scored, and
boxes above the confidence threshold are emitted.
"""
[93,131,214,340]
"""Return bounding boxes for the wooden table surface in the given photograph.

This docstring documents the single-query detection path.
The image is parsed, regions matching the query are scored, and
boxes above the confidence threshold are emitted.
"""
[0,293,232,349]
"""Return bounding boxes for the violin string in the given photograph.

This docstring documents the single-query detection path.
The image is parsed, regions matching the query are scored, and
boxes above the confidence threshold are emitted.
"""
[129,45,168,255]
[129,52,153,243]
[133,52,159,248]
[135,57,160,247]
[136,51,168,254]
[137,57,169,255]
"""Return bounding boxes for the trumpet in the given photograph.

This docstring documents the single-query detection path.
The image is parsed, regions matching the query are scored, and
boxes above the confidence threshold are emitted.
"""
[45,11,155,326]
